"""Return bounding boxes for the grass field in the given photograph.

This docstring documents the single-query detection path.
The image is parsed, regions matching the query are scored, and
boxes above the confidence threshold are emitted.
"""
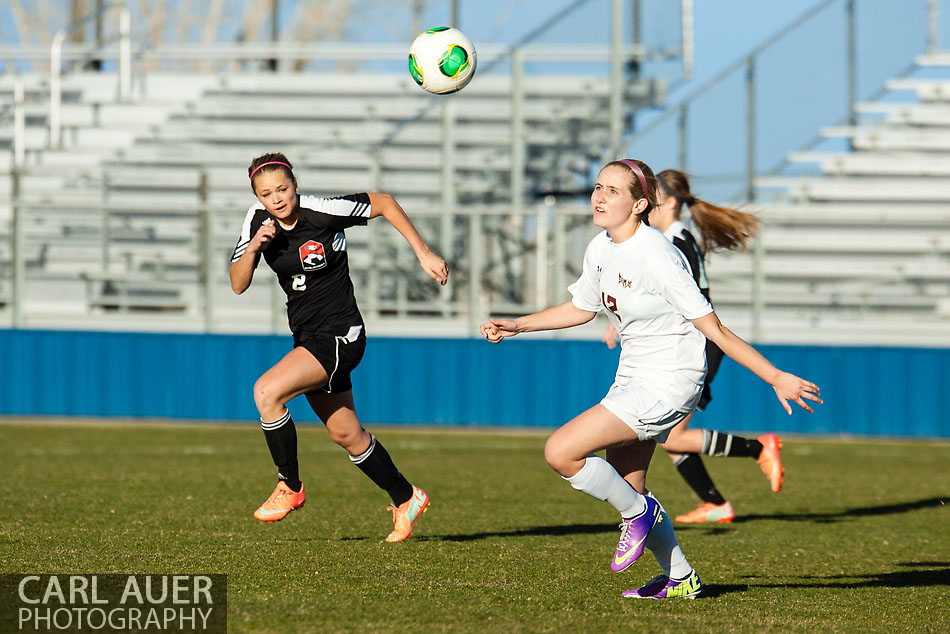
[0,419,947,633]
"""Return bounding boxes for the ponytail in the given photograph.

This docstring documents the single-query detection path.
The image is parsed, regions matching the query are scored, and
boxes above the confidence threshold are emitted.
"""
[687,198,759,254]
[657,169,758,254]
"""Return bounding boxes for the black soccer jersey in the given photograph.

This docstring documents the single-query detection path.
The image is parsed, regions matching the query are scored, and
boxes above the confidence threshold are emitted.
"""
[664,221,726,399]
[231,193,372,334]
[666,220,711,303]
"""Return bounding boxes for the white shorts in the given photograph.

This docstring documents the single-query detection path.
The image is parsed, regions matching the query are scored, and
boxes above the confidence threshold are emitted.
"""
[600,383,692,443]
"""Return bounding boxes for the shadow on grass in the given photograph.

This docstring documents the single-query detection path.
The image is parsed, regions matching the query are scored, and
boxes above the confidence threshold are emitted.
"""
[421,522,618,542]
[730,496,947,525]
[752,563,950,589]
[317,498,947,542]
[672,525,734,536]
[695,583,749,598]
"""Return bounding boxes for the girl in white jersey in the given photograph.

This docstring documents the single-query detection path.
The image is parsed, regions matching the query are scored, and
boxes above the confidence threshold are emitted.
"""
[605,169,782,525]
[480,159,821,599]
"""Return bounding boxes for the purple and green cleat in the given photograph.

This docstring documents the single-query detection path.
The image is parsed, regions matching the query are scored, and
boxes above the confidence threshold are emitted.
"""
[610,496,662,572]
[622,570,703,599]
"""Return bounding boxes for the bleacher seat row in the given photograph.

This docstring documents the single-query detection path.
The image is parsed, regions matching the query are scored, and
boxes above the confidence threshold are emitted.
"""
[2,57,948,345]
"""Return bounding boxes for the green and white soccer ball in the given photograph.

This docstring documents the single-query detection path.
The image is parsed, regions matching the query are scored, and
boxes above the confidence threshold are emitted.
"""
[408,27,477,95]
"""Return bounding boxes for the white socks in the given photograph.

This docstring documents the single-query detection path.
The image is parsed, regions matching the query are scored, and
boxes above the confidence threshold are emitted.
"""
[565,456,647,519]
[644,493,692,579]
[565,458,692,580]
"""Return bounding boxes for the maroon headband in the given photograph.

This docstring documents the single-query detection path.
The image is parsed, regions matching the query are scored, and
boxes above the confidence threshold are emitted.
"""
[617,159,649,200]
[249,161,292,181]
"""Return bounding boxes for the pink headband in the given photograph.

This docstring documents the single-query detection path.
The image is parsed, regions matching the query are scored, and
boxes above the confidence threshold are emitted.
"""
[617,159,649,200]
[249,161,292,180]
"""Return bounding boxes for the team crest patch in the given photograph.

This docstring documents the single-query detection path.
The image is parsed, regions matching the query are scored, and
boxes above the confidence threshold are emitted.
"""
[618,272,632,289]
[299,240,327,271]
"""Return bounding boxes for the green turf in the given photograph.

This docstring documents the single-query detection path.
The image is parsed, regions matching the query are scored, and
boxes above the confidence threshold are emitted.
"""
[0,420,947,633]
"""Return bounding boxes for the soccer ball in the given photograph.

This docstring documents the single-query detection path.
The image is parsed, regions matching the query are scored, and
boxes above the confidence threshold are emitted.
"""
[408,26,477,95]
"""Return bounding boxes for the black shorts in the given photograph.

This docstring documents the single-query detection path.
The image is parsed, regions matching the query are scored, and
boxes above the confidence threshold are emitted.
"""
[698,339,725,410]
[293,325,366,394]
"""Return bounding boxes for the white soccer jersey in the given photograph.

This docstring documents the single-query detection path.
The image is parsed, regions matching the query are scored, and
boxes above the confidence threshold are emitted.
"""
[569,225,714,410]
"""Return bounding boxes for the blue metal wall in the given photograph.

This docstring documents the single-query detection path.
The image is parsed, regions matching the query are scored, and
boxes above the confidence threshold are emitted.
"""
[0,329,947,438]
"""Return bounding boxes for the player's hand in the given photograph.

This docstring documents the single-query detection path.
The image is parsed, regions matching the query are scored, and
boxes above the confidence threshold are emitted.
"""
[480,318,520,343]
[771,372,822,415]
[418,249,449,286]
[249,220,277,253]
[602,322,619,349]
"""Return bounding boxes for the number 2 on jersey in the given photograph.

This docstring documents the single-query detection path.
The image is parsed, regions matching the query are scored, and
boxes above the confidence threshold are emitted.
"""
[292,274,307,291]
[602,292,621,320]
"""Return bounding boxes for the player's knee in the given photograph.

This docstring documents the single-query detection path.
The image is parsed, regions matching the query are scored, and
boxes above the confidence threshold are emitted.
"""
[543,437,572,475]
[253,376,284,413]
[328,426,364,452]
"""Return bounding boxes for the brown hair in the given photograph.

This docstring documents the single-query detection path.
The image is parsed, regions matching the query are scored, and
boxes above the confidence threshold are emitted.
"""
[606,159,657,224]
[657,169,758,254]
[248,152,296,193]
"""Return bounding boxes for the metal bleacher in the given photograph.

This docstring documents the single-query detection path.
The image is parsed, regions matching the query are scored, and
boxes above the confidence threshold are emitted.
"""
[725,53,950,345]
[7,3,946,347]
[1,57,665,333]
[0,72,223,326]
[107,72,657,207]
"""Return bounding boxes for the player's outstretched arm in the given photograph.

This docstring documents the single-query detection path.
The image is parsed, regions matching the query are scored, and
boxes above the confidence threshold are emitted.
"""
[481,301,596,343]
[368,192,448,286]
[690,312,822,415]
[230,221,276,294]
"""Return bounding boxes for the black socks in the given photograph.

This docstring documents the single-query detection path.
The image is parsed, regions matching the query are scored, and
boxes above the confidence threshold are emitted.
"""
[349,435,414,506]
[261,410,302,492]
[702,430,763,459]
[261,413,411,504]
[674,453,726,505]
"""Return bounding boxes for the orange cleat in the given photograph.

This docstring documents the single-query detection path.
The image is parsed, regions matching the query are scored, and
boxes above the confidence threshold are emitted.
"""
[756,434,784,493]
[674,501,735,524]
[254,481,306,522]
[385,486,429,542]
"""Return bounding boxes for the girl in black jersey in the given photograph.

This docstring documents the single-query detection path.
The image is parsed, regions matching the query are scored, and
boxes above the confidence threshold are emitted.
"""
[230,153,448,542]
[604,169,778,524]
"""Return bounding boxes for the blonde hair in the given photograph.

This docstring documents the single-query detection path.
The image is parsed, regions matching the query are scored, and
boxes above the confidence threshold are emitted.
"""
[606,159,657,224]
[657,169,758,254]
